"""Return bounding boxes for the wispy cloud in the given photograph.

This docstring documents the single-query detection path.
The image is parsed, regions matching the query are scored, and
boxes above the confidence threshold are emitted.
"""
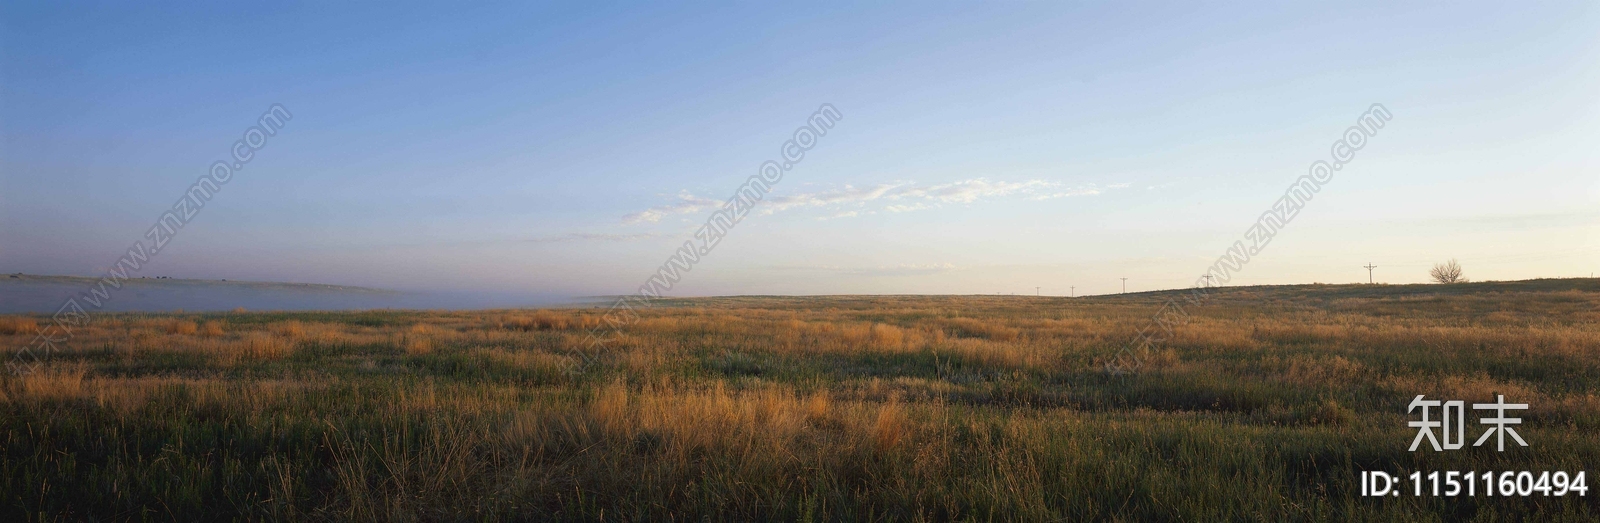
[622,191,721,224]
[847,263,958,276]
[768,262,959,276]
[884,202,934,213]
[1029,181,1130,199]
[528,232,665,243]
[891,179,1054,204]
[819,210,860,220]
[1029,187,1102,200]
[624,178,1124,223]
[764,183,905,214]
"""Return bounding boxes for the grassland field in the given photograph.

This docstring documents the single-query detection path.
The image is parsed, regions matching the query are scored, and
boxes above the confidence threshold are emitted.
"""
[3,279,1600,521]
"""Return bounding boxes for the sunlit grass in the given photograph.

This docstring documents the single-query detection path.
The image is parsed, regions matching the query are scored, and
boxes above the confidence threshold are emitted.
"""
[2,279,1599,520]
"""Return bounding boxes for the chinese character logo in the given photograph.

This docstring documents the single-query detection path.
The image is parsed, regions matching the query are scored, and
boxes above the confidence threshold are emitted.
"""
[1472,394,1528,451]
[1407,394,1528,452]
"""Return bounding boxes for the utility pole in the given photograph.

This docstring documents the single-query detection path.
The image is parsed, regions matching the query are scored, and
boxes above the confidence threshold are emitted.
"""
[1070,286,1075,298]
[1202,274,1215,287]
[1120,277,1128,294]
[1363,263,1377,284]
[1035,286,1040,296]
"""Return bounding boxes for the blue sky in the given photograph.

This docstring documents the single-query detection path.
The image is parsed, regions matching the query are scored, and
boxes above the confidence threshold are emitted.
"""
[3,2,1597,299]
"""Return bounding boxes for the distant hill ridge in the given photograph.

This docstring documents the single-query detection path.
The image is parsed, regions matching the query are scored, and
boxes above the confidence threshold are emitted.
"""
[579,277,1600,307]
[2,273,393,294]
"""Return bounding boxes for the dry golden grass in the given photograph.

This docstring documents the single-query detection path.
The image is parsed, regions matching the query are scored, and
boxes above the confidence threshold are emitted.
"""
[240,332,294,361]
[871,396,907,451]
[11,365,87,401]
[4,279,1600,520]
[198,320,226,337]
[165,319,199,335]
[271,320,306,338]
[501,309,600,331]
[940,316,1021,341]
[0,317,38,335]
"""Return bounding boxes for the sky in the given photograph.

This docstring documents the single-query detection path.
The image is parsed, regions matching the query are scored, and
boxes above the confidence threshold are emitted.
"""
[2,2,1597,301]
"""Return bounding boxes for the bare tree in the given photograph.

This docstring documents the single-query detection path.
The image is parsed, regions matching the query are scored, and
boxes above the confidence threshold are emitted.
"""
[1429,259,1465,284]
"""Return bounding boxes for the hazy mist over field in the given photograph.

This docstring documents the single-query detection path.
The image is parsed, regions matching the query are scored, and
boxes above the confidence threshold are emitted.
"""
[0,275,571,314]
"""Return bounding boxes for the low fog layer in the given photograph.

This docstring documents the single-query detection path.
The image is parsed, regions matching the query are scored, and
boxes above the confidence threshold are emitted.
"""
[0,275,570,313]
